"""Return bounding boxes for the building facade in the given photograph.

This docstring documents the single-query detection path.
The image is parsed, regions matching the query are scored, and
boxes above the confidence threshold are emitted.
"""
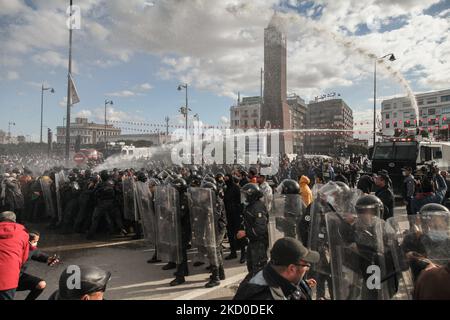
[108,133,170,146]
[56,117,121,145]
[230,96,261,130]
[305,98,354,155]
[287,94,307,155]
[381,89,450,138]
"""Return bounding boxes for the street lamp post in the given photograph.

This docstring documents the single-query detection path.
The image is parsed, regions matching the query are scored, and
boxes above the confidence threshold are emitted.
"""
[373,53,396,147]
[8,122,15,144]
[40,85,55,143]
[178,83,190,140]
[104,99,114,153]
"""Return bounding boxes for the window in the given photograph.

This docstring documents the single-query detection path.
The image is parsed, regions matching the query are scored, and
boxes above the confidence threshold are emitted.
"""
[443,107,450,114]
[441,95,450,102]
[428,108,435,115]
[418,100,424,105]
[253,120,257,127]
[427,99,437,104]
[386,123,390,128]
[235,111,239,117]
[393,112,397,118]
[394,122,398,128]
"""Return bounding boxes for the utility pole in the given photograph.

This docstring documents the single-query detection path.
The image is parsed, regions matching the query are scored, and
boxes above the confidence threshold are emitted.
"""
[165,116,170,139]
[65,0,74,164]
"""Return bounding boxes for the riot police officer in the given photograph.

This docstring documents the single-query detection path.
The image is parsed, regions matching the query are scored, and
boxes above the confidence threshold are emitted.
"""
[201,181,227,288]
[237,183,269,279]
[87,171,127,239]
[170,177,191,286]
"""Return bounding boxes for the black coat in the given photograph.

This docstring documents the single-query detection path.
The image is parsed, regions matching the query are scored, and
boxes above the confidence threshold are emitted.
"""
[234,263,312,300]
[375,187,394,220]
[224,181,242,229]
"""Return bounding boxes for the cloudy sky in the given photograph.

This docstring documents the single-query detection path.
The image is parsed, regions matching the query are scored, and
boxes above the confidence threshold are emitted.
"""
[0,0,449,142]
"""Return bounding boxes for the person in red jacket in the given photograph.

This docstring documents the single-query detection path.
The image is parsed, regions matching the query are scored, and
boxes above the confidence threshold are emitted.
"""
[0,211,29,300]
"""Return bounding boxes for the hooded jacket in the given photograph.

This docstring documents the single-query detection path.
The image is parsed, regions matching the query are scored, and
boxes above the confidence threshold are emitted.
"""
[0,222,29,290]
[299,176,313,207]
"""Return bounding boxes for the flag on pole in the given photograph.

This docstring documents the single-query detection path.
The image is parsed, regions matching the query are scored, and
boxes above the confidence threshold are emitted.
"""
[69,73,80,105]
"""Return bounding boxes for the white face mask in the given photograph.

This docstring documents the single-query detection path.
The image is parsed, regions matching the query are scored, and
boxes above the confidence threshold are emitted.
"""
[30,242,38,248]
[402,172,408,177]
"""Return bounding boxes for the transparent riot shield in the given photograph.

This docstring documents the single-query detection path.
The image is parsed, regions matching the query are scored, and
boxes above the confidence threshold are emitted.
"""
[326,212,392,300]
[268,193,303,248]
[385,216,416,299]
[134,181,157,245]
[123,175,137,221]
[418,211,450,266]
[154,186,182,264]
[39,176,56,219]
[187,187,218,267]
[54,171,67,223]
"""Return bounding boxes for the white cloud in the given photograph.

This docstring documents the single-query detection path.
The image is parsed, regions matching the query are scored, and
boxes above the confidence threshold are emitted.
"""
[59,97,68,108]
[106,90,136,97]
[106,83,153,97]
[6,71,19,80]
[1,0,448,117]
[0,0,29,16]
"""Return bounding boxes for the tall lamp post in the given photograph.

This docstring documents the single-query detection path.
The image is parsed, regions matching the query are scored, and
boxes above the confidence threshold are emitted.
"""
[177,83,190,140]
[104,99,113,153]
[373,53,396,147]
[40,85,55,143]
[8,121,15,144]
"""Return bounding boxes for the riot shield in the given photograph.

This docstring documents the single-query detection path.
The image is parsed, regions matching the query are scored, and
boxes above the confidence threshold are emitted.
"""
[187,187,218,267]
[154,186,182,264]
[39,176,56,219]
[385,216,417,299]
[54,171,67,223]
[134,181,157,245]
[122,175,137,221]
[268,193,303,248]
[326,212,393,300]
[417,211,450,266]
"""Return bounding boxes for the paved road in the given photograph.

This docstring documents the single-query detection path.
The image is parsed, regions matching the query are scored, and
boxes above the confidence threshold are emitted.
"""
[15,206,408,300]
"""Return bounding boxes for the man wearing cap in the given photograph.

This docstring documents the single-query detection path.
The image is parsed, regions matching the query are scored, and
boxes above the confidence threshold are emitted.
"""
[234,237,319,300]
[0,211,29,300]
[49,265,111,300]
[402,167,416,215]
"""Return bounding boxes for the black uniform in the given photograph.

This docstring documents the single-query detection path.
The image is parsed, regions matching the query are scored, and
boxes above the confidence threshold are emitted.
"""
[241,200,269,277]
[87,180,124,238]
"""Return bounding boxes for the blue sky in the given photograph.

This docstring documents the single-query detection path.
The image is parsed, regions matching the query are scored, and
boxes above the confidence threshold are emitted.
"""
[0,0,449,142]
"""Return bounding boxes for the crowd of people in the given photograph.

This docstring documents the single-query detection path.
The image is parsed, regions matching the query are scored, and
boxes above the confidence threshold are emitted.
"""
[0,152,449,300]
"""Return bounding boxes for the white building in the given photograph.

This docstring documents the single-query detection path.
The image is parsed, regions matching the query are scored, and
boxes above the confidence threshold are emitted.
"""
[381,89,450,137]
[56,117,121,145]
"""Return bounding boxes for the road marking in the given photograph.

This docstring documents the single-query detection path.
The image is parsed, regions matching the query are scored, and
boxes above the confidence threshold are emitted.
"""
[174,272,247,300]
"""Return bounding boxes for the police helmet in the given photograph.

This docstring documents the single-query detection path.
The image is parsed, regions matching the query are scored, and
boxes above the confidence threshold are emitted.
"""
[277,179,300,195]
[171,177,187,192]
[201,181,218,193]
[355,194,384,217]
[137,172,147,183]
[241,183,263,203]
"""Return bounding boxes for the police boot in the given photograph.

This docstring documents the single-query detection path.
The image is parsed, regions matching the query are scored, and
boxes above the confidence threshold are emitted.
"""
[219,265,225,280]
[147,252,162,263]
[205,267,220,288]
[170,276,185,286]
[162,262,177,270]
[225,251,237,260]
